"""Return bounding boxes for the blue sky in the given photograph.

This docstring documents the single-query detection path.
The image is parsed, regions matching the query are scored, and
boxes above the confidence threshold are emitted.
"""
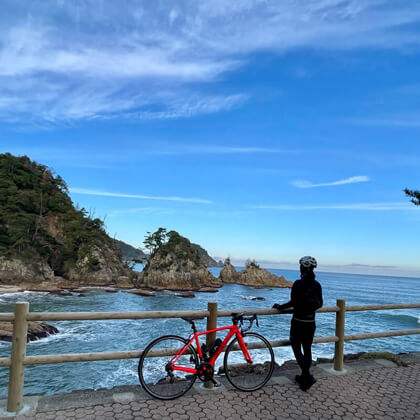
[1,1,419,277]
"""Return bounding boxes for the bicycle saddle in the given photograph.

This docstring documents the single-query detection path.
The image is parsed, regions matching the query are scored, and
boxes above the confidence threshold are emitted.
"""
[231,313,244,322]
[182,317,204,322]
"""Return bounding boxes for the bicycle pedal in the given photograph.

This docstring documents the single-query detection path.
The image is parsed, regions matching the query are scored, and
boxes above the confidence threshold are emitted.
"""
[211,378,221,387]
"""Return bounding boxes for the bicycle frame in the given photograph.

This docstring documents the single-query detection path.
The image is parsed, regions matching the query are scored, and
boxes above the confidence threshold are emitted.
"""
[170,324,253,375]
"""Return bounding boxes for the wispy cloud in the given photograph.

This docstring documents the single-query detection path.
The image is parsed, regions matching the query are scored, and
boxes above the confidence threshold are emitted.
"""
[69,188,213,204]
[108,207,177,216]
[2,1,420,123]
[348,115,420,128]
[135,94,247,120]
[147,145,293,156]
[291,175,370,189]
[252,202,415,211]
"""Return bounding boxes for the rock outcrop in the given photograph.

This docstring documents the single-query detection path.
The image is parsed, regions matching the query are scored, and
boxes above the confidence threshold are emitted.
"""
[0,257,55,285]
[0,321,59,342]
[68,245,132,286]
[220,260,292,288]
[220,260,240,283]
[136,231,221,291]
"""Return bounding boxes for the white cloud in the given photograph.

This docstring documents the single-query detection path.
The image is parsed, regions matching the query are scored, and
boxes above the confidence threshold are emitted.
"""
[146,145,292,156]
[136,94,247,120]
[252,202,415,211]
[1,1,420,123]
[291,175,370,188]
[69,188,213,204]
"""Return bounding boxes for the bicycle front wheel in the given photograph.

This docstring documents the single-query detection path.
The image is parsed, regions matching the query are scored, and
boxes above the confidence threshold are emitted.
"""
[138,335,198,400]
[223,332,275,391]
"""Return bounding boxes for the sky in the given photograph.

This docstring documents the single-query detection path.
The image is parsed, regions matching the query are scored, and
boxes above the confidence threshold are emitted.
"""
[0,1,419,277]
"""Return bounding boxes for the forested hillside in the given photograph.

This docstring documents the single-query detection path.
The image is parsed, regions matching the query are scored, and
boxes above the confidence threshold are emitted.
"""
[0,153,128,281]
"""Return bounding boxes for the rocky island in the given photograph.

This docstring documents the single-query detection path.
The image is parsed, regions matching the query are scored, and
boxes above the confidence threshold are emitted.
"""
[136,229,221,291]
[220,258,292,288]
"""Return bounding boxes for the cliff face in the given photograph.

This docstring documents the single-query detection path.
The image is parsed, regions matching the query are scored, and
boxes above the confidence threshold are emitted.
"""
[0,153,133,286]
[220,261,239,283]
[0,257,54,284]
[220,261,292,288]
[68,245,132,286]
[137,231,221,291]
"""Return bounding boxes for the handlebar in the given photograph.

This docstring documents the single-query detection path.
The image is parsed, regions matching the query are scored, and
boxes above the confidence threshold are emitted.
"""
[231,313,259,332]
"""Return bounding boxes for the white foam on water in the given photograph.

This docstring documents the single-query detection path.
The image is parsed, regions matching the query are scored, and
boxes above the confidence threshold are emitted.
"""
[94,360,138,390]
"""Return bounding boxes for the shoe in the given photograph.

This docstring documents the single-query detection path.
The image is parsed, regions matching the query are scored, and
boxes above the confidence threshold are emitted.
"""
[300,375,316,391]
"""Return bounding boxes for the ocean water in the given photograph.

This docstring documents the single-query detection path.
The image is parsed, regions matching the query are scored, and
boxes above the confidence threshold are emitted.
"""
[0,268,419,398]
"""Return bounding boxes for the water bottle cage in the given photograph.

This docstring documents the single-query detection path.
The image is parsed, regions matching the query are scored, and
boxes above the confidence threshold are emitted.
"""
[209,338,223,357]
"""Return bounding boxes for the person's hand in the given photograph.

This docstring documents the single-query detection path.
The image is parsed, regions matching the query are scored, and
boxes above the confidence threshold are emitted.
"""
[272,303,284,312]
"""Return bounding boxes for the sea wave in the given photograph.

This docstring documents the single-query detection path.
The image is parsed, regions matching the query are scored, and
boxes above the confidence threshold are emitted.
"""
[381,312,420,325]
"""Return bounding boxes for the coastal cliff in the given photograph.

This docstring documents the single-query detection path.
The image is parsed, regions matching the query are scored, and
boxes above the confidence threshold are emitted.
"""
[220,259,292,288]
[0,153,133,287]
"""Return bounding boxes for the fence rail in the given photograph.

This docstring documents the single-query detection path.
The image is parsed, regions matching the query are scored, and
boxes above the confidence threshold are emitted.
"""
[1,300,419,414]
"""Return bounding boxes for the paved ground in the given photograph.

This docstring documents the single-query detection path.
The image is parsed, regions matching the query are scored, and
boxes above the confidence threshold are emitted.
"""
[1,354,420,419]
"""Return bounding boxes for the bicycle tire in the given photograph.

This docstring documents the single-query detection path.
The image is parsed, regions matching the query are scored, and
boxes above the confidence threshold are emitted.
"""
[223,332,275,391]
[138,335,198,400]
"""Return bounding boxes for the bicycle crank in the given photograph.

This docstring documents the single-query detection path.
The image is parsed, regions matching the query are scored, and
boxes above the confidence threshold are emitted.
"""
[197,362,214,381]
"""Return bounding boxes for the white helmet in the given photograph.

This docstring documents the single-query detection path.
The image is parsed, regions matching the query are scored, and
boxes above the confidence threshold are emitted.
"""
[299,256,317,268]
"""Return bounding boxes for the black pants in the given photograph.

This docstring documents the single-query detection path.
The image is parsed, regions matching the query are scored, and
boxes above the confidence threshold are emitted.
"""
[290,318,316,378]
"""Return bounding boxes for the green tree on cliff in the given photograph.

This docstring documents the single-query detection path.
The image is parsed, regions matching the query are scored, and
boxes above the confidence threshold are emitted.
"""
[143,228,168,255]
[404,188,420,206]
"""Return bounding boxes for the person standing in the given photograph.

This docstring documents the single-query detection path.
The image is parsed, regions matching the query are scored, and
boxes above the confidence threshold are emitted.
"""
[273,256,323,391]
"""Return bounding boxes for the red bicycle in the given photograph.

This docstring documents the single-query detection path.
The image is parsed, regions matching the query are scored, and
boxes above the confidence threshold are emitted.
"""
[138,313,275,400]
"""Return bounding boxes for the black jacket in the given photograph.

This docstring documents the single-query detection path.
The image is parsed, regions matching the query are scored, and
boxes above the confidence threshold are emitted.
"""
[277,276,323,321]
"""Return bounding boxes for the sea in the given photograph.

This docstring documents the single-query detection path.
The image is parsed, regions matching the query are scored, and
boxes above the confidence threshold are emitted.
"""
[0,268,419,398]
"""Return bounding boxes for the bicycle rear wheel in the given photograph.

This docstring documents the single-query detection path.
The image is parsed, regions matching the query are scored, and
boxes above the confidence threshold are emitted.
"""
[223,332,274,391]
[138,335,198,400]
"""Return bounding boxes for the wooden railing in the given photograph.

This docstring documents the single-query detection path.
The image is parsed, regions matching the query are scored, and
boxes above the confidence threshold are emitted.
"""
[1,300,419,413]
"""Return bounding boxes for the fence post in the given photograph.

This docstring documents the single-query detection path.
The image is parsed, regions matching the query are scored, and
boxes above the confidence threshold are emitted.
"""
[334,299,346,371]
[7,302,29,413]
[205,302,218,389]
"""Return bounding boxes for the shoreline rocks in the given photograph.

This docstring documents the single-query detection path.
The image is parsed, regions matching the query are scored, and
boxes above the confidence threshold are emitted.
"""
[128,289,156,297]
[0,321,59,342]
[176,291,195,298]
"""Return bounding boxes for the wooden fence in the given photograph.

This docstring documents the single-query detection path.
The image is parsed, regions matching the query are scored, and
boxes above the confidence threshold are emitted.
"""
[1,299,419,413]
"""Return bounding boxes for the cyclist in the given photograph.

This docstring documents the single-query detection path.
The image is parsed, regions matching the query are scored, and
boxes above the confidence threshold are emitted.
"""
[272,256,323,391]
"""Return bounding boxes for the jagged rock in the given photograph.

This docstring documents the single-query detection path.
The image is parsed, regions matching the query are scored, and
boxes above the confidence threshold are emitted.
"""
[105,288,118,293]
[78,293,86,297]
[137,231,221,291]
[115,276,134,288]
[0,321,59,342]
[220,261,239,283]
[198,287,219,293]
[128,289,156,297]
[49,290,72,296]
[177,291,195,298]
[0,257,54,284]
[68,245,131,286]
[70,287,89,293]
[220,260,292,288]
